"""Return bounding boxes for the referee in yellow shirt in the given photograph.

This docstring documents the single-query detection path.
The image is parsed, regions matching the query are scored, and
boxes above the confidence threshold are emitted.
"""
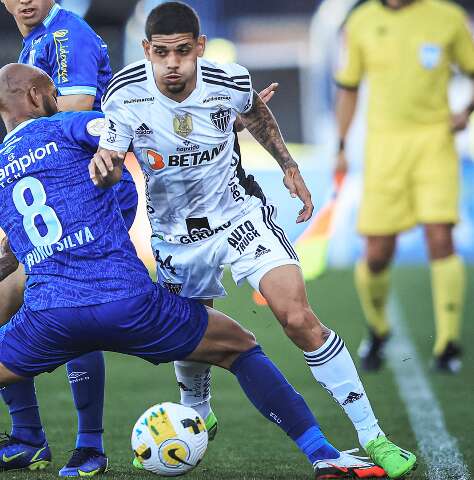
[335,0,474,373]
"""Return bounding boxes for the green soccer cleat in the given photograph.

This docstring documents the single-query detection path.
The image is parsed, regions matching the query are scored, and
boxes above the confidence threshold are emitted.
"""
[365,436,416,479]
[205,411,218,442]
[132,457,144,470]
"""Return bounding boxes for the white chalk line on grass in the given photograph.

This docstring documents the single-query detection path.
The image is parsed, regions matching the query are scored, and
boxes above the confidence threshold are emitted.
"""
[385,299,470,480]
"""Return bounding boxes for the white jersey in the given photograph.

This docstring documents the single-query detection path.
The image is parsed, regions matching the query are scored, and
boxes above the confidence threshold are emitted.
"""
[99,58,269,242]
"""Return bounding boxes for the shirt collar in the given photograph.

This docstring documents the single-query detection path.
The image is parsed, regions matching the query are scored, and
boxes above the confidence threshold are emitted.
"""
[3,119,36,143]
[42,3,61,28]
[23,3,62,43]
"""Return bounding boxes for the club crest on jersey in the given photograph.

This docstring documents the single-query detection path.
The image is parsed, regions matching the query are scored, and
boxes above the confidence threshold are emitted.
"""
[163,281,183,295]
[419,43,442,69]
[146,149,165,170]
[210,106,231,133]
[173,113,193,138]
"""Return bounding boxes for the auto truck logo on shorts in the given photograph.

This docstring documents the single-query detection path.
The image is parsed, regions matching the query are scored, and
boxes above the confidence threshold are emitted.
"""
[227,221,261,254]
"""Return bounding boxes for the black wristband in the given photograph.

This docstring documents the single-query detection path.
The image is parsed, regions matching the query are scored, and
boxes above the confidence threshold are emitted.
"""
[338,139,345,152]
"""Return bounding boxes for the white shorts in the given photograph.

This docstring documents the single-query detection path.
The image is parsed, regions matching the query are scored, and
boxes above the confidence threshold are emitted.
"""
[151,205,300,299]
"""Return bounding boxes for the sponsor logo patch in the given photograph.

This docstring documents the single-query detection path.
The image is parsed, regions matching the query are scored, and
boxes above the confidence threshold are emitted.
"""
[255,244,271,259]
[135,123,153,135]
[342,392,364,406]
[203,94,231,104]
[146,149,165,170]
[124,96,155,105]
[228,221,261,254]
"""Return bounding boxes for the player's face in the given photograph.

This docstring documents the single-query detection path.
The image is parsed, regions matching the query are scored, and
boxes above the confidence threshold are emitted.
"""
[143,33,206,100]
[1,0,54,29]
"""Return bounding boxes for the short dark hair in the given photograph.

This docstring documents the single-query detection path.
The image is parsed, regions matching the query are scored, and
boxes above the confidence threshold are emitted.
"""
[145,2,200,40]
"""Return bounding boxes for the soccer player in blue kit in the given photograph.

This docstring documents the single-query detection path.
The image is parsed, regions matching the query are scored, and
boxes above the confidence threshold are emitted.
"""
[0,64,388,480]
[0,0,138,475]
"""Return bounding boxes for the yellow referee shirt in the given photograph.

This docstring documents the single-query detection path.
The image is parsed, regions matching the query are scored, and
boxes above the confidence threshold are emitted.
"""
[335,0,474,132]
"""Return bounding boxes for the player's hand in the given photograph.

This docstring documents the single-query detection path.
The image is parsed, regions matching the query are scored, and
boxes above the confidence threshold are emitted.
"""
[259,82,279,105]
[234,83,279,133]
[283,165,314,223]
[451,109,471,133]
[335,150,348,175]
[89,149,124,188]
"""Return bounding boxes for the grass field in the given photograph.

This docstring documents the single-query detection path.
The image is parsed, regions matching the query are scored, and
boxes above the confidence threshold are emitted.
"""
[3,266,473,480]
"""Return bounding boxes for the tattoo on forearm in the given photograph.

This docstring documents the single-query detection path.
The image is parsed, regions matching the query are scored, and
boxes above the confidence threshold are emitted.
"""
[0,237,18,281]
[241,91,298,171]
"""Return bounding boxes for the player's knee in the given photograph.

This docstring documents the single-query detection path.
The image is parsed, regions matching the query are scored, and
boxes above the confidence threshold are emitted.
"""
[233,327,257,353]
[426,229,454,260]
[0,364,22,387]
[282,306,320,339]
[218,327,257,369]
[367,256,391,274]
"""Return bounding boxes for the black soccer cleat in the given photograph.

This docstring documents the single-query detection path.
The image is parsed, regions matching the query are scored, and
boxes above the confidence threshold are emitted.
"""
[432,342,462,374]
[358,330,390,372]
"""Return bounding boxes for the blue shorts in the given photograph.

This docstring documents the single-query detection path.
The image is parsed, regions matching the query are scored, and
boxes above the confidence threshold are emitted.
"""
[0,286,208,378]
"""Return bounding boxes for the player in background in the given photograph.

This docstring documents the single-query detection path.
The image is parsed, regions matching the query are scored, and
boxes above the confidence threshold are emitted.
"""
[334,0,474,372]
[91,3,416,478]
[0,0,138,475]
[0,63,390,480]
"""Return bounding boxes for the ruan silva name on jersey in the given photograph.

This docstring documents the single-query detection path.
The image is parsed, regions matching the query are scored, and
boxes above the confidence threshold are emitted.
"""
[0,142,58,188]
[167,141,227,167]
[25,226,95,269]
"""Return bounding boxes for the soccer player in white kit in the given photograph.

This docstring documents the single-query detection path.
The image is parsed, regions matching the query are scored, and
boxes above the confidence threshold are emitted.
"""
[90,3,416,477]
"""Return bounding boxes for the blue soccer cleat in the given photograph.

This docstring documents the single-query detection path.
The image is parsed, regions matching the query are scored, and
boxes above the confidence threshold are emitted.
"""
[0,433,51,471]
[59,447,108,477]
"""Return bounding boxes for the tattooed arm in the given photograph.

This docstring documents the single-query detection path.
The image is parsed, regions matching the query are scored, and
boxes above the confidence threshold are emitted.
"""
[0,236,19,282]
[240,91,314,223]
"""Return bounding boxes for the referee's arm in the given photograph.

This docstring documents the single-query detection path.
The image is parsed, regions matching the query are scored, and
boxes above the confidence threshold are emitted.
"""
[333,19,364,173]
[451,9,474,132]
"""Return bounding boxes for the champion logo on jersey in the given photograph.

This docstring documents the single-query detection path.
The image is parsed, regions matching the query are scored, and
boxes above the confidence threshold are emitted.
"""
[210,106,231,133]
[255,244,271,259]
[135,123,153,135]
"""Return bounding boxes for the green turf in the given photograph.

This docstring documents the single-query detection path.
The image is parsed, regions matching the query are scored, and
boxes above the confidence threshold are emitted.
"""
[2,267,473,479]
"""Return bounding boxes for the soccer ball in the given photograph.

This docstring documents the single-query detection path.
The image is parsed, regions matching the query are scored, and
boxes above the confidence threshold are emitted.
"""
[131,402,208,476]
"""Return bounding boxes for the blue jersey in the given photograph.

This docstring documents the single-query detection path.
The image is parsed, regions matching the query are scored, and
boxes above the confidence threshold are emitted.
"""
[17,2,136,209]
[0,112,153,311]
[18,3,110,111]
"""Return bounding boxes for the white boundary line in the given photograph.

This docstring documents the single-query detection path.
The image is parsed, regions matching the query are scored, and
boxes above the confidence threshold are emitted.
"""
[386,299,471,480]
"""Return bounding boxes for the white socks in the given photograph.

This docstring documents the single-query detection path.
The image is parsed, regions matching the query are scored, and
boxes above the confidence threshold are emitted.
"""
[174,361,212,420]
[304,331,384,447]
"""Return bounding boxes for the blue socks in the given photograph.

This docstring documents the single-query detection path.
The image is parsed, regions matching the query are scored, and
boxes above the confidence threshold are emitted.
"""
[1,379,45,446]
[230,345,339,463]
[66,351,105,453]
